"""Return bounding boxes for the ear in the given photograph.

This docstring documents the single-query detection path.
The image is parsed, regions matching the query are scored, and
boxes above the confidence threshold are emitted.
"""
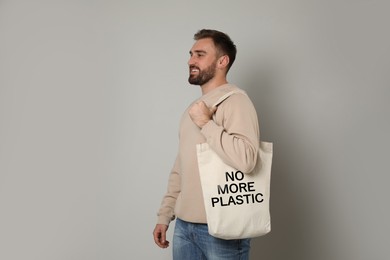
[217,55,230,70]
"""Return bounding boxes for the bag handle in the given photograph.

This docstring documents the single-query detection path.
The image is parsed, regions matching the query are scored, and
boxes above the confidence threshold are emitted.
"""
[212,89,246,108]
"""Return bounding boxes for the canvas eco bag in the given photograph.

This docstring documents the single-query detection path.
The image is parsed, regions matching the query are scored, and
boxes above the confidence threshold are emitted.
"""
[197,90,273,240]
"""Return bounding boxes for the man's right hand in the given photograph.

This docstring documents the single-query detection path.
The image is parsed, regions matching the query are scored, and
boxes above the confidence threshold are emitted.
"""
[153,224,170,248]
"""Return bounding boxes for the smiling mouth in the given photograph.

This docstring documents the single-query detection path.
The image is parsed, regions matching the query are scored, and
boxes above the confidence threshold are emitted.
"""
[190,66,200,74]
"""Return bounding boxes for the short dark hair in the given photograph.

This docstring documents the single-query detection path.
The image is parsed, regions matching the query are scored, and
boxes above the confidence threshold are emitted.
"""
[193,29,237,72]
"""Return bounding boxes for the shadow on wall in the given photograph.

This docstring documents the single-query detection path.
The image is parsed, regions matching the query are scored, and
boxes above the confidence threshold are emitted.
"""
[243,60,318,260]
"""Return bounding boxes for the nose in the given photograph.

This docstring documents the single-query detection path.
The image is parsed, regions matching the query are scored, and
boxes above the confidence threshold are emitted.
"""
[188,55,195,66]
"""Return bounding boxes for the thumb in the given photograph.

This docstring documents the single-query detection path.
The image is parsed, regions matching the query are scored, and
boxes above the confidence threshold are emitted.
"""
[210,106,218,115]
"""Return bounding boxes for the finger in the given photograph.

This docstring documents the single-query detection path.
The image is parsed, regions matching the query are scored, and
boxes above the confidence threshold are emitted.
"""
[160,228,167,245]
[153,229,161,246]
[210,106,218,114]
[153,226,169,248]
[194,100,205,109]
[153,227,164,245]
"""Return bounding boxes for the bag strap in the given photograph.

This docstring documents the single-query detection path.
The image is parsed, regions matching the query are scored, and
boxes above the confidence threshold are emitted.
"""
[211,89,246,108]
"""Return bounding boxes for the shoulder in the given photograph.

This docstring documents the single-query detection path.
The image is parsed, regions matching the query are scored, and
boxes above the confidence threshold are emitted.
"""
[217,90,258,125]
[220,90,255,110]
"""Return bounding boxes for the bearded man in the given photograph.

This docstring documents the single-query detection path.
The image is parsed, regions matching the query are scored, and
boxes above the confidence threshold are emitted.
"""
[153,29,260,260]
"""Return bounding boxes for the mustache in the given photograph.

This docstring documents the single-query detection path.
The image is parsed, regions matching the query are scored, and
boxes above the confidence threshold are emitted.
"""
[189,65,200,70]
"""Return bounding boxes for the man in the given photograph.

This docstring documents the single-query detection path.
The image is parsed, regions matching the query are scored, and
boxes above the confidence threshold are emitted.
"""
[153,29,260,260]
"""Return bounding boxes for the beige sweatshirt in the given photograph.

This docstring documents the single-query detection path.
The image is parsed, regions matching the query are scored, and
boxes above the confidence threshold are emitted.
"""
[157,84,260,225]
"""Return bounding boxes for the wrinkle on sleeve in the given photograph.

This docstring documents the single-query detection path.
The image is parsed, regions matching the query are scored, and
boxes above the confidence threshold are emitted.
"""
[157,154,181,225]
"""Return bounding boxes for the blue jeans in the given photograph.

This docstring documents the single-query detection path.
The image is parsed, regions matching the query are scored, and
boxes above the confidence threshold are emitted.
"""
[173,218,251,260]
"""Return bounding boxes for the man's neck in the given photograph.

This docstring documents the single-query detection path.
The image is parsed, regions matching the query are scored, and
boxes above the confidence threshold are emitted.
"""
[200,78,228,95]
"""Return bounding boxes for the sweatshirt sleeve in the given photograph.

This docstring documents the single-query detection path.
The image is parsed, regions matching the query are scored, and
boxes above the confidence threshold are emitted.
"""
[156,154,181,225]
[200,93,260,173]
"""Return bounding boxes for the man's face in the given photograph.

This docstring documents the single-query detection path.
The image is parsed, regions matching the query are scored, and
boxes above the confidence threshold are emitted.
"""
[188,38,219,86]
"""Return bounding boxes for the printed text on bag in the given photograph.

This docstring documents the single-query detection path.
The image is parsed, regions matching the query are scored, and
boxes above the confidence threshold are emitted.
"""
[211,171,264,207]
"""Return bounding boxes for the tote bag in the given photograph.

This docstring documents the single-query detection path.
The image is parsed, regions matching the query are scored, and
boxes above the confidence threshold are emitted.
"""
[197,90,273,240]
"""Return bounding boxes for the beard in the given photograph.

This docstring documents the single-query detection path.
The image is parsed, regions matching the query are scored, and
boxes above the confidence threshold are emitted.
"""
[188,61,217,86]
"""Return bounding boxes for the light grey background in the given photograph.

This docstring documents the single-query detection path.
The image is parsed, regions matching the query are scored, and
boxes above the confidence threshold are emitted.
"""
[1,1,389,259]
